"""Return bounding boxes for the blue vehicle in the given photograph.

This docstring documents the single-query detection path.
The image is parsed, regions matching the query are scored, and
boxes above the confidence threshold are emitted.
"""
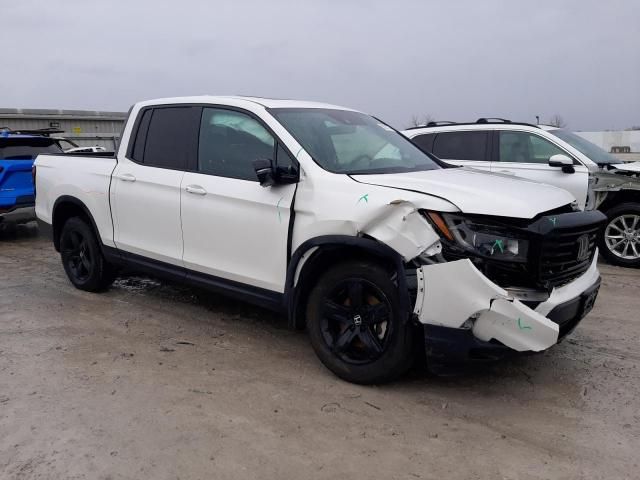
[0,129,63,229]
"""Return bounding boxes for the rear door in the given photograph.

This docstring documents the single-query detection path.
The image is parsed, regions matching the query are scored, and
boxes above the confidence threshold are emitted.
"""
[491,130,589,209]
[111,106,200,265]
[180,106,297,292]
[413,130,491,171]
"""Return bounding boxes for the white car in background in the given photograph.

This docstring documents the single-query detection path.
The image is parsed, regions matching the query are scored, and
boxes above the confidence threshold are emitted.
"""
[65,146,107,154]
[404,119,640,267]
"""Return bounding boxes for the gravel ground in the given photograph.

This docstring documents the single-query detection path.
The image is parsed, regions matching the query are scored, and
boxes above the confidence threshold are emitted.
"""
[1,224,638,480]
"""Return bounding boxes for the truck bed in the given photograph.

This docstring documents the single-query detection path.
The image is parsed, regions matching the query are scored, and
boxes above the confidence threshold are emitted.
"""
[34,153,118,247]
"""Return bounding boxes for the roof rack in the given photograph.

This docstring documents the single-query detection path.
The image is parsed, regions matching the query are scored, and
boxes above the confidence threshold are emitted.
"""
[405,118,539,130]
[425,121,457,127]
[0,127,65,137]
[476,117,511,123]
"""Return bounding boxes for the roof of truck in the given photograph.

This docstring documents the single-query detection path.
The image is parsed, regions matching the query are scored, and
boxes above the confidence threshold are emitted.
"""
[135,95,358,112]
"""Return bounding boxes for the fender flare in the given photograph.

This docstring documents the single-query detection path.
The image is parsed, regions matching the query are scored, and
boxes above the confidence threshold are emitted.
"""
[284,235,410,329]
[51,195,108,254]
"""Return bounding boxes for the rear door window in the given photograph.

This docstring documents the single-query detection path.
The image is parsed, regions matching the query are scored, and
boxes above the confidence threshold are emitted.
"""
[130,108,152,162]
[411,133,436,153]
[432,131,489,161]
[143,107,200,170]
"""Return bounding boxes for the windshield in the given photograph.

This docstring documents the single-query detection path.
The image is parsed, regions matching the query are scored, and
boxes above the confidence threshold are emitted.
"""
[0,137,63,160]
[270,108,440,174]
[549,129,621,165]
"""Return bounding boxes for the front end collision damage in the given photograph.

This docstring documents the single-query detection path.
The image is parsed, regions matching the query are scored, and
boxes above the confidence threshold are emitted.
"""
[358,200,441,261]
[413,253,600,354]
[414,259,559,352]
[291,199,442,289]
[290,197,600,359]
[590,165,640,209]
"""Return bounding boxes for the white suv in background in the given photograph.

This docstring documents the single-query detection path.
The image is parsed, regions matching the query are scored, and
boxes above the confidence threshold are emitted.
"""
[403,119,640,268]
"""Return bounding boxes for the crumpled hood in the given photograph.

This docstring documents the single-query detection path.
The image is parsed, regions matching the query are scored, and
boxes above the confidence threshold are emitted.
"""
[608,161,640,174]
[352,167,575,219]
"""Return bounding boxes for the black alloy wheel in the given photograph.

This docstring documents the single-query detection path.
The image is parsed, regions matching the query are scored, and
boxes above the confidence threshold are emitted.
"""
[306,260,414,384]
[59,216,115,291]
[61,229,93,283]
[320,278,392,365]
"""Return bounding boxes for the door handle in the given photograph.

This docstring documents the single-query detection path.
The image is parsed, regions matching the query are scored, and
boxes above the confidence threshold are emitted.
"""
[185,185,207,195]
[120,173,136,182]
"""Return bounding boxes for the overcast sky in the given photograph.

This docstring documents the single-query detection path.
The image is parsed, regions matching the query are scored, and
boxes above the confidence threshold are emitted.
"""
[1,0,638,131]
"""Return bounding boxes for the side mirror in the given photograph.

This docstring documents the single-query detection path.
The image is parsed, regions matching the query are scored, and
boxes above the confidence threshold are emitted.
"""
[253,158,299,187]
[253,159,276,187]
[548,154,575,174]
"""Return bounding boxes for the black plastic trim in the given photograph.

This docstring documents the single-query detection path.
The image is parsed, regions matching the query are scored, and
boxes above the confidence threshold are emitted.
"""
[284,235,410,329]
[423,324,514,374]
[51,196,105,252]
[106,247,283,312]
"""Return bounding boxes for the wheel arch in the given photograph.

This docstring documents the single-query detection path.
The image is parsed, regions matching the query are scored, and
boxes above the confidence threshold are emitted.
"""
[51,196,103,252]
[599,190,640,213]
[284,235,410,329]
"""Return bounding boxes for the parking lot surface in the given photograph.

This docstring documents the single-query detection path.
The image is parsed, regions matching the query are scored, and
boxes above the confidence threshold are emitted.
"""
[1,225,639,480]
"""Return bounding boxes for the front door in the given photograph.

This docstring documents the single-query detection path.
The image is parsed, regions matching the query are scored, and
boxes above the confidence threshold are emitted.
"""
[180,107,297,292]
[491,130,589,209]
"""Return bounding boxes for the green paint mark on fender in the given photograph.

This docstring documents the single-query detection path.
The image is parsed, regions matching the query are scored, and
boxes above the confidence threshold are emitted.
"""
[517,318,532,330]
[357,194,369,204]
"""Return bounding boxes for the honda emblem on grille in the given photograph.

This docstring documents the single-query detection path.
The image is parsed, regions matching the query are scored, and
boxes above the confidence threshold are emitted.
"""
[576,234,590,262]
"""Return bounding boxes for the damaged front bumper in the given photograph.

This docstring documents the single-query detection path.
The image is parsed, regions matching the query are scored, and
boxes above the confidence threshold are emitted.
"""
[414,252,601,367]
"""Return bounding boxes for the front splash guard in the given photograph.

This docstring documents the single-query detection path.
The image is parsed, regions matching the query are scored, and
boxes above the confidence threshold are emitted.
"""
[414,259,559,352]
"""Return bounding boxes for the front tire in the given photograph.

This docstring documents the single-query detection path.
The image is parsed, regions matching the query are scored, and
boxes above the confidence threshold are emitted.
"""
[599,203,640,268]
[60,217,115,291]
[306,260,414,384]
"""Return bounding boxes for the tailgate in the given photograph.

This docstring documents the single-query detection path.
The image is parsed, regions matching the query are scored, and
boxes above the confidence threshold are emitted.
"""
[0,160,35,208]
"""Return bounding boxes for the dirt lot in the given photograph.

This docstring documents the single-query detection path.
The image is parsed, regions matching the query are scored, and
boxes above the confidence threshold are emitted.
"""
[1,225,638,480]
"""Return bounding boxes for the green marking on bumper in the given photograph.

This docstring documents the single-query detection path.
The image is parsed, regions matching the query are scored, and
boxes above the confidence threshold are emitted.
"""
[517,318,532,330]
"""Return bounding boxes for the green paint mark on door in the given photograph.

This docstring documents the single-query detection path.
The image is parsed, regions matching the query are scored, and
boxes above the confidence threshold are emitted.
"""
[276,197,284,223]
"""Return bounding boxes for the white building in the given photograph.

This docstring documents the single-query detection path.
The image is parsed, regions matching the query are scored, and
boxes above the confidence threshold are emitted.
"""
[0,108,127,150]
[575,130,640,162]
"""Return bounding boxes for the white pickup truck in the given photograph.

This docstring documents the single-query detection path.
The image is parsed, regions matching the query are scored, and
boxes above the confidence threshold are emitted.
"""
[35,96,605,384]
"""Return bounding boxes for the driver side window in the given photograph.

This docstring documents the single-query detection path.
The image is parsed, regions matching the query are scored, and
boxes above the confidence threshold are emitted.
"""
[198,108,275,180]
[498,131,568,164]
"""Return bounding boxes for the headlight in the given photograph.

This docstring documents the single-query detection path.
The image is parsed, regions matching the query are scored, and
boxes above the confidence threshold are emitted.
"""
[425,212,529,262]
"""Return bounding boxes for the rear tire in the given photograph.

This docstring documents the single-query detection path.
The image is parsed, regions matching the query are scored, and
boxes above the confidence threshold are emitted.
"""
[306,260,414,384]
[598,203,640,268]
[59,217,115,291]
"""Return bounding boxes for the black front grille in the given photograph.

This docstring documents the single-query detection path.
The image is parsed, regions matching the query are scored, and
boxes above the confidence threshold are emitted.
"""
[438,210,606,291]
[538,226,599,288]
